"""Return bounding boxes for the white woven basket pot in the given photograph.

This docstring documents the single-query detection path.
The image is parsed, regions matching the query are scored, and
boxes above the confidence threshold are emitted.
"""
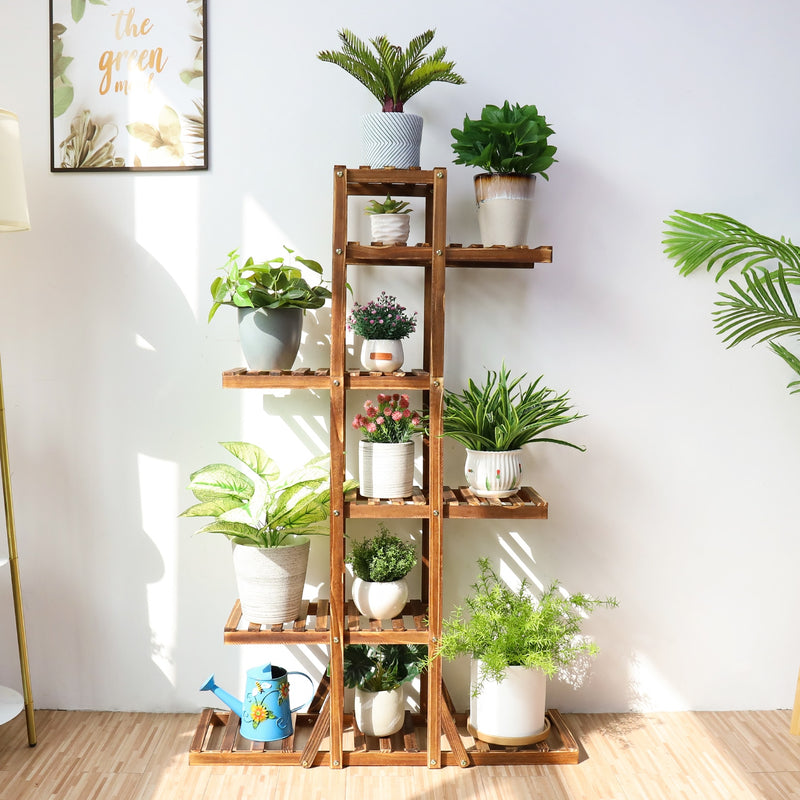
[360,338,404,373]
[361,113,423,169]
[464,449,523,498]
[352,576,409,620]
[231,536,310,625]
[468,660,548,745]
[355,686,405,737]
[370,213,411,245]
[237,306,303,371]
[474,173,536,247]
[358,440,414,499]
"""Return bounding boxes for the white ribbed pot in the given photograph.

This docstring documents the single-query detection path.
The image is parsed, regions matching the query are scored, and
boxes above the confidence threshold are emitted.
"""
[231,536,310,625]
[352,576,409,620]
[360,338,404,373]
[474,173,536,246]
[237,306,303,371]
[467,660,549,745]
[354,686,405,737]
[369,213,411,245]
[464,449,523,498]
[361,112,423,169]
[358,440,414,499]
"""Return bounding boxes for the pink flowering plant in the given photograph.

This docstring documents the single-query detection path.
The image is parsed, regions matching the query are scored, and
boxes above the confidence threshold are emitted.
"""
[347,291,418,340]
[352,394,424,443]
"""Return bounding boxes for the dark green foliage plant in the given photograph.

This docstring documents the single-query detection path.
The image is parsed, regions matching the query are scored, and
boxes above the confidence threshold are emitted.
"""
[663,211,800,393]
[365,194,411,215]
[341,644,427,692]
[441,364,584,452]
[317,29,465,112]
[346,524,416,582]
[435,559,617,694]
[451,101,557,177]
[209,247,332,322]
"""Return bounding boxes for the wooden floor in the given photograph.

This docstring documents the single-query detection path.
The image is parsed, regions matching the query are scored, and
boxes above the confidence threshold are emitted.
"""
[0,709,798,799]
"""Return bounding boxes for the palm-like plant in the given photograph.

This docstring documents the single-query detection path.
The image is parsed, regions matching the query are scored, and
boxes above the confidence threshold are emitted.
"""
[663,211,800,393]
[317,29,464,112]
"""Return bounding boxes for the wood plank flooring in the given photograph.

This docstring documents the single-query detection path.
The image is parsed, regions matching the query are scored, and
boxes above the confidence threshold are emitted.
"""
[0,709,798,799]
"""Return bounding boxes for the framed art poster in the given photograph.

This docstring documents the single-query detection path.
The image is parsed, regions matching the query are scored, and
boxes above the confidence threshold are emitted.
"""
[50,0,207,171]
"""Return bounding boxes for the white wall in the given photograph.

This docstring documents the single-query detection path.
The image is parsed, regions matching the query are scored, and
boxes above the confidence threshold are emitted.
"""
[1,0,799,714]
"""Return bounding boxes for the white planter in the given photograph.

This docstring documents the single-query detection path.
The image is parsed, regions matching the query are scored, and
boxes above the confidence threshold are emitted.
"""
[354,686,405,737]
[464,449,523,498]
[231,536,310,625]
[369,214,411,245]
[358,440,415,499]
[468,660,548,745]
[352,576,409,620]
[360,338,404,373]
[474,173,536,247]
[360,112,423,169]
[237,306,303,371]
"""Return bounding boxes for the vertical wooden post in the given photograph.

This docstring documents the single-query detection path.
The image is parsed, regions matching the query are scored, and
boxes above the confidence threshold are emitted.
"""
[792,667,800,735]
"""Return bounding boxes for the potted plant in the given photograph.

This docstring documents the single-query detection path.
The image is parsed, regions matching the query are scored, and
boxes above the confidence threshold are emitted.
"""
[317,28,465,169]
[341,644,426,736]
[433,558,616,745]
[346,523,417,620]
[180,441,356,625]
[442,364,584,498]
[365,194,412,245]
[352,393,423,499]
[450,101,557,246]
[347,291,418,373]
[208,246,332,371]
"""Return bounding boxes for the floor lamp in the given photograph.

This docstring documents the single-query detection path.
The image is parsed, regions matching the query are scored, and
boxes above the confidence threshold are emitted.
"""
[0,107,35,746]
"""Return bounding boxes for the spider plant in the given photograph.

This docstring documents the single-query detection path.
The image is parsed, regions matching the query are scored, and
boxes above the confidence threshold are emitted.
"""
[317,28,464,112]
[663,211,800,393]
[442,364,585,452]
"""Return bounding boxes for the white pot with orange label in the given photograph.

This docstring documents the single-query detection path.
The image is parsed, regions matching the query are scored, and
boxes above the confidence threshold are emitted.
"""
[360,338,404,373]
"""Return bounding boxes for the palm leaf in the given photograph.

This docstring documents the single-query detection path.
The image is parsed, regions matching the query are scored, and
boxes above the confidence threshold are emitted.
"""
[770,342,800,393]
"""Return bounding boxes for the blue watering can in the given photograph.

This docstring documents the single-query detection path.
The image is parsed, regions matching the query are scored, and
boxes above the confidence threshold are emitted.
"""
[200,663,314,742]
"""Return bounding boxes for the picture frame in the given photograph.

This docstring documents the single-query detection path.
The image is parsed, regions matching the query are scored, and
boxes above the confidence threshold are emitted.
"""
[49,0,207,172]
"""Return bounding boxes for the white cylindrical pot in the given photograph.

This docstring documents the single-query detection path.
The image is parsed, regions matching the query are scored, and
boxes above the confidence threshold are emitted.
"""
[369,214,411,245]
[474,173,536,247]
[360,338,404,373]
[361,112,423,169]
[352,576,409,620]
[358,440,415,499]
[354,686,405,737]
[468,660,548,745]
[231,536,310,625]
[237,306,303,371]
[464,449,523,498]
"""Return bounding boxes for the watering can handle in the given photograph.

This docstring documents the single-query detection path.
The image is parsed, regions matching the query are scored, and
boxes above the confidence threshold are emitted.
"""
[286,671,316,714]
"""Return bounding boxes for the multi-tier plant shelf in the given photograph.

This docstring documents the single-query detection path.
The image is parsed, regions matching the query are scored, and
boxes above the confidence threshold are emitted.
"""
[189,166,578,769]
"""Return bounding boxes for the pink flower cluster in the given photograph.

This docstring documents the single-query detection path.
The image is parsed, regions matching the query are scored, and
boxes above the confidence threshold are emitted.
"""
[352,393,424,443]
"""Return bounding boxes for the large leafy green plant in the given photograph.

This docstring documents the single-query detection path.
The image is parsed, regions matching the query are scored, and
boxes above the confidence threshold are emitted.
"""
[451,101,557,177]
[442,364,584,452]
[434,559,617,694]
[663,211,800,393]
[208,247,332,322]
[346,523,416,582]
[317,29,464,112]
[341,644,427,692]
[180,442,355,548]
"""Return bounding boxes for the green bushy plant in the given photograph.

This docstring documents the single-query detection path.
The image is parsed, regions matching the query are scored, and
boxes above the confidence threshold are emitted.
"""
[346,523,416,582]
[442,364,584,452]
[435,558,617,694]
[451,101,557,177]
[347,291,418,340]
[365,194,411,215]
[341,644,427,692]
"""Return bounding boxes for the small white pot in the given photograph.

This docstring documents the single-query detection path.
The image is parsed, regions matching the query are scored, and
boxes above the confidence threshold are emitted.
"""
[474,173,536,247]
[231,536,310,625]
[352,576,409,620]
[468,660,548,745]
[360,338,404,373]
[358,440,415,499]
[369,214,410,245]
[464,449,523,498]
[360,112,423,169]
[355,686,405,737]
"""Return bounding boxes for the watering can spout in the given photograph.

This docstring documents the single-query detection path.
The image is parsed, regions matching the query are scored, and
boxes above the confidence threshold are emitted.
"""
[200,674,244,719]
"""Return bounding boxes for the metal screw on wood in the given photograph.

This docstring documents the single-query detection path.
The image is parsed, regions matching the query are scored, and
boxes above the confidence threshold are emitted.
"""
[430,758,437,765]
[436,171,443,178]
[336,170,343,176]
[333,760,340,766]
[333,510,340,516]
[433,380,440,387]
[460,759,468,767]
[433,510,439,517]
[435,249,442,256]
[302,760,308,767]
[333,636,339,643]
[431,636,438,643]
[333,379,340,386]
[336,248,342,254]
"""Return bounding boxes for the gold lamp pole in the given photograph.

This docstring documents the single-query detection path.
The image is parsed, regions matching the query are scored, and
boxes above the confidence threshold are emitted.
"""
[0,107,35,746]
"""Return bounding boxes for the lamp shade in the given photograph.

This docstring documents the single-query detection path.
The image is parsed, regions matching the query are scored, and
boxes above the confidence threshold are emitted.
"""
[0,108,30,232]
